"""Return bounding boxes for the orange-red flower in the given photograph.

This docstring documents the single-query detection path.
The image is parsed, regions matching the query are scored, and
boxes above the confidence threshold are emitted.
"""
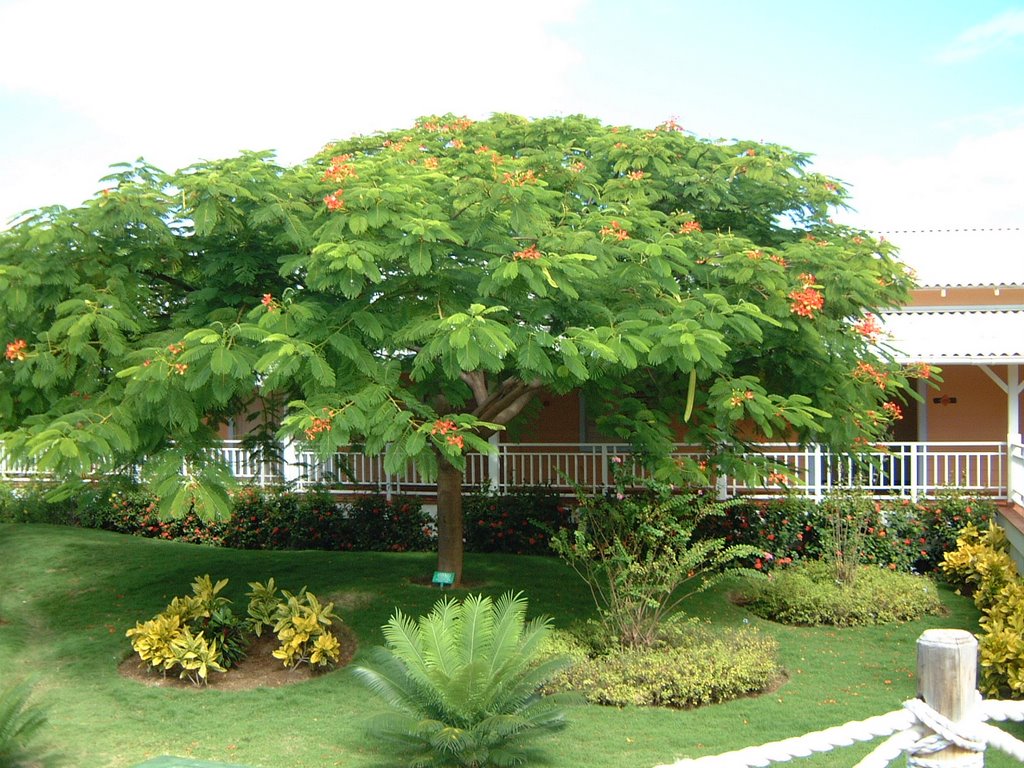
[883,402,903,420]
[599,221,630,241]
[430,418,456,436]
[853,314,882,342]
[512,244,541,261]
[324,190,345,211]
[788,287,824,318]
[5,338,27,361]
[678,220,702,235]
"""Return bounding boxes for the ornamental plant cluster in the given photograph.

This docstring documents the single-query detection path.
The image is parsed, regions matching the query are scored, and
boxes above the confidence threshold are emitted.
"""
[1,478,577,556]
[941,524,1024,698]
[125,574,342,686]
[696,488,994,575]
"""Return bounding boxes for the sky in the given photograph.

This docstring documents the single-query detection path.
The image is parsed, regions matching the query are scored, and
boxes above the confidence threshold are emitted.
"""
[1,0,1022,261]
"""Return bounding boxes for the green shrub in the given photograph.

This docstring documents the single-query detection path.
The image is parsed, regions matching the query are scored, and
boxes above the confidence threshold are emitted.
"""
[940,523,1015,608]
[126,574,344,684]
[0,680,62,768]
[740,560,943,626]
[345,494,432,552]
[940,523,1024,698]
[551,465,759,648]
[463,485,572,555]
[352,592,576,768]
[547,618,781,708]
[125,574,249,685]
[979,580,1024,698]
[263,584,342,669]
[0,481,73,526]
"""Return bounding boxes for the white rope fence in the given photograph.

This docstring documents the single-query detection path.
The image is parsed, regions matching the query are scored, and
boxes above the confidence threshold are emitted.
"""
[657,630,1024,768]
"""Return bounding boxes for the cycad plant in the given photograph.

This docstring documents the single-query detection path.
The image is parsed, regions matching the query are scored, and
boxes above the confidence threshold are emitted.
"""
[0,681,61,768]
[352,592,576,768]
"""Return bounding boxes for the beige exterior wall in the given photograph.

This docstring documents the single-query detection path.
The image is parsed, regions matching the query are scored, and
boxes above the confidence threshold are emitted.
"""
[923,365,1022,441]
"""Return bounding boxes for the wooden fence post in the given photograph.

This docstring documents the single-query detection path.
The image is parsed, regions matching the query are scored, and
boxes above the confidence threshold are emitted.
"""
[916,628,980,766]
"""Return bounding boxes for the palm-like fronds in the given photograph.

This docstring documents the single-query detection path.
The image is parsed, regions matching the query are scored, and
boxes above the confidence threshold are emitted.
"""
[0,681,62,768]
[352,592,577,767]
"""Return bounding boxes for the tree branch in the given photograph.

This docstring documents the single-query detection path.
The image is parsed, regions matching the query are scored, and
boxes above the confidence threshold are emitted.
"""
[474,378,543,425]
[459,370,489,408]
[142,270,195,294]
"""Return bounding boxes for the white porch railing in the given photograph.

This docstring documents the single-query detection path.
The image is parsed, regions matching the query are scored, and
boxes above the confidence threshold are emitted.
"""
[1010,437,1024,509]
[0,440,1010,501]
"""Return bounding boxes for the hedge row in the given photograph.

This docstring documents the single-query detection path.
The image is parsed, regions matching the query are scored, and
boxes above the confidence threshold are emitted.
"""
[0,478,570,555]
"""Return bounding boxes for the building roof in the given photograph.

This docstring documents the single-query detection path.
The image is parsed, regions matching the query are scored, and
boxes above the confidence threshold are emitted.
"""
[880,308,1024,364]
[877,228,1024,288]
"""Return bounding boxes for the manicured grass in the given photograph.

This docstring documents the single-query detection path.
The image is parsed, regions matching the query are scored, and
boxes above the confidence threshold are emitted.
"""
[2,522,1022,768]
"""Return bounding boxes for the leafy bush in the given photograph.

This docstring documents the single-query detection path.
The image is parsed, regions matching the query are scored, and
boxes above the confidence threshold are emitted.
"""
[0,680,62,768]
[550,465,758,648]
[463,485,572,555]
[126,574,248,685]
[697,489,995,575]
[257,582,342,669]
[979,580,1024,698]
[352,592,575,768]
[940,523,1015,609]
[346,494,433,552]
[546,618,781,708]
[940,523,1024,697]
[126,574,344,684]
[739,560,943,626]
[0,481,73,526]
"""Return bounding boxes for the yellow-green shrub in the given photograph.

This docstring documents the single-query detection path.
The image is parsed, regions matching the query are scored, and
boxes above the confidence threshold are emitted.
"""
[979,581,1024,697]
[941,523,1024,698]
[940,523,1013,609]
[544,619,781,708]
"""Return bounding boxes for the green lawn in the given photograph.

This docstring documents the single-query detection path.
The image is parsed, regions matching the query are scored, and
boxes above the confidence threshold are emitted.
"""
[2,523,1021,768]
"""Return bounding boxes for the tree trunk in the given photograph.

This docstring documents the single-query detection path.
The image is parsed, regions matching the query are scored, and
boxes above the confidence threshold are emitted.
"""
[436,460,465,585]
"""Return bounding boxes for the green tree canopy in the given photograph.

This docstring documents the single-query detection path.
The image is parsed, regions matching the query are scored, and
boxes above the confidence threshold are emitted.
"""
[0,114,920,582]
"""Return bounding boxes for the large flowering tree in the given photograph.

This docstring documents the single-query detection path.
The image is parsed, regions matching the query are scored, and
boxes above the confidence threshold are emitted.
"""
[0,114,921,583]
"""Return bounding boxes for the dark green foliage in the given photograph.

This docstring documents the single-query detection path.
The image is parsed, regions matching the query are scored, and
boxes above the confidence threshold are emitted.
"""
[352,592,576,768]
[546,619,781,708]
[345,494,433,552]
[463,486,572,555]
[739,560,943,626]
[0,681,62,768]
[550,467,759,648]
[698,491,996,575]
[0,482,72,526]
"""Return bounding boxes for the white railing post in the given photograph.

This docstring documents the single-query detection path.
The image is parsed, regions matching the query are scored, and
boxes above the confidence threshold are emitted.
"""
[600,444,609,490]
[909,442,920,502]
[488,433,501,493]
[810,444,823,502]
[281,440,300,488]
[1010,433,1024,508]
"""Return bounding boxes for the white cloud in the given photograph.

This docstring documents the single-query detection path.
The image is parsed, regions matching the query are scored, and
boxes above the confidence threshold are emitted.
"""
[937,8,1024,62]
[829,122,1024,232]
[0,0,586,219]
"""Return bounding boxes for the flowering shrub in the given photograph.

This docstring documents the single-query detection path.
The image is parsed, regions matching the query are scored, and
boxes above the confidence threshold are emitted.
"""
[697,489,995,575]
[345,495,433,552]
[463,485,572,555]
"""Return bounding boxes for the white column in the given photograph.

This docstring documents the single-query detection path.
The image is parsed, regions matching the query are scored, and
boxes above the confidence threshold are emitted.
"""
[1008,364,1021,438]
[1007,365,1023,505]
[281,440,301,487]
[488,432,501,493]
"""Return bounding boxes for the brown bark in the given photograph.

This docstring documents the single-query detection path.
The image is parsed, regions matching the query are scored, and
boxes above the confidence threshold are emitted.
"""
[435,459,465,586]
